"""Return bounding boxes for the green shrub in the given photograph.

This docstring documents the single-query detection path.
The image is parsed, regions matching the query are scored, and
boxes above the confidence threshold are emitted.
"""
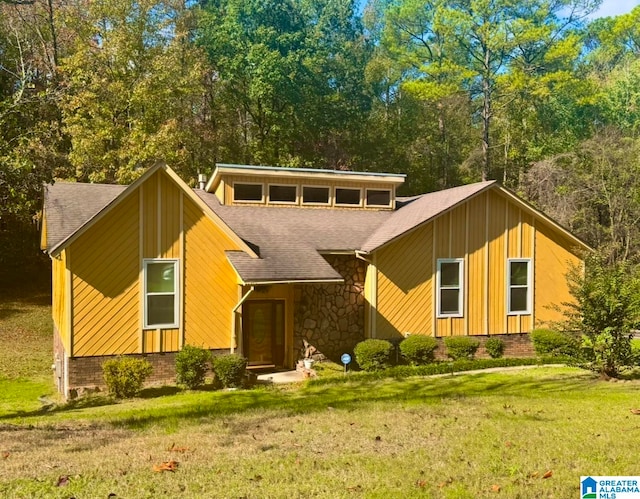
[175,345,211,389]
[399,335,438,365]
[444,336,480,360]
[212,353,247,388]
[484,338,505,359]
[102,357,153,398]
[531,329,578,357]
[307,357,568,387]
[561,254,640,377]
[353,339,393,371]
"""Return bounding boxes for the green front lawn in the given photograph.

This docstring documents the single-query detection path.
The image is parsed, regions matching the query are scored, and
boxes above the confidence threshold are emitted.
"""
[1,289,638,498]
[0,367,638,498]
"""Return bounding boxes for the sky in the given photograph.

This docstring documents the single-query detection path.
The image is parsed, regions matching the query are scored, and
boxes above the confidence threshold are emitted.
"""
[590,0,639,18]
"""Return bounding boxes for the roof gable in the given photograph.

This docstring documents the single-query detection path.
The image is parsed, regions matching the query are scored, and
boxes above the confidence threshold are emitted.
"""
[44,163,257,258]
[361,181,592,254]
[361,181,496,253]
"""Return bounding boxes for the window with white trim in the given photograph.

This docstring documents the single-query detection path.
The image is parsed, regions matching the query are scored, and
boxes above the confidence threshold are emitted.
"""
[335,187,361,206]
[365,189,392,207]
[436,259,463,317]
[302,185,330,205]
[143,259,179,328]
[233,183,263,202]
[507,258,531,314]
[268,184,297,204]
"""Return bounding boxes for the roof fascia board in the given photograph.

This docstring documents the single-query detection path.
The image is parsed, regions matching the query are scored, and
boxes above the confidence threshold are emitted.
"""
[317,250,357,255]
[495,185,593,252]
[225,257,247,286]
[206,165,405,192]
[364,182,496,254]
[244,278,344,285]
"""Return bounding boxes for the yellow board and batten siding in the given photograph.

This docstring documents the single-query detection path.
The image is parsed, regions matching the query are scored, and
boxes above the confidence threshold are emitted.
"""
[70,191,140,357]
[374,222,434,339]
[183,199,241,350]
[51,249,70,353]
[67,169,241,357]
[373,188,579,339]
[534,221,580,326]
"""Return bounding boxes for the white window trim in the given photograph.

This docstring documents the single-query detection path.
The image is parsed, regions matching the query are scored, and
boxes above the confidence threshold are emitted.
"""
[365,188,392,208]
[232,181,265,204]
[507,258,532,315]
[301,184,331,206]
[143,258,179,329]
[267,183,298,205]
[334,186,363,207]
[436,258,464,318]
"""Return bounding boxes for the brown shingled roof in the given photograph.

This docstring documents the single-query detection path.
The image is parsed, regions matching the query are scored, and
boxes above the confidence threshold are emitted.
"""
[360,181,496,253]
[195,191,390,283]
[43,175,513,284]
[43,182,127,253]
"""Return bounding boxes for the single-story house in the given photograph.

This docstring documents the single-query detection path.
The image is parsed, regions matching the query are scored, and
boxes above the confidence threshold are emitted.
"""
[41,163,589,397]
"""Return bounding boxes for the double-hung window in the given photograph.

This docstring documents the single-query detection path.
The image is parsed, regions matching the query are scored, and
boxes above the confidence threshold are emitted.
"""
[436,258,464,317]
[507,259,531,314]
[143,259,179,328]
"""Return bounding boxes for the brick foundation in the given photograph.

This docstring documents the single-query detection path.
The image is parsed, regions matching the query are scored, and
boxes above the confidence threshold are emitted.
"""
[431,333,535,360]
[64,349,230,399]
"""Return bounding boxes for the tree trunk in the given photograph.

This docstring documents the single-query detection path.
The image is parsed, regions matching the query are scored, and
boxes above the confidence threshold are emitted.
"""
[481,49,491,181]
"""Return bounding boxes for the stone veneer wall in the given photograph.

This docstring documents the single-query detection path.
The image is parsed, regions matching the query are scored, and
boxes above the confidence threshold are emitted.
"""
[293,255,366,361]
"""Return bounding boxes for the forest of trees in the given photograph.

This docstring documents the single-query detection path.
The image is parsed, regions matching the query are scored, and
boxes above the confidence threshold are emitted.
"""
[2,0,640,277]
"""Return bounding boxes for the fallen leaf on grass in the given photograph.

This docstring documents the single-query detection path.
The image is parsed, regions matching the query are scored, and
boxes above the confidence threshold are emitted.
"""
[2,451,9,459]
[346,485,362,492]
[153,460,179,473]
[56,475,70,487]
[504,441,513,448]
[438,478,453,488]
[631,409,640,415]
[167,443,190,453]
[491,484,501,492]
[543,470,553,479]
[415,479,427,488]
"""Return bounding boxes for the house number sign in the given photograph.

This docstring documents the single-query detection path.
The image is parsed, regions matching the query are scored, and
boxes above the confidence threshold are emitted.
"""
[341,353,351,374]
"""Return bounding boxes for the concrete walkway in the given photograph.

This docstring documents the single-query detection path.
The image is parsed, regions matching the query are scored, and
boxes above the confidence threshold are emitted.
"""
[256,370,306,384]
[255,364,567,385]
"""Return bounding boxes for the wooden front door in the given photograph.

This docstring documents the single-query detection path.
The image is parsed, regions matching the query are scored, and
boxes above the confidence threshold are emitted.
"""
[243,300,285,367]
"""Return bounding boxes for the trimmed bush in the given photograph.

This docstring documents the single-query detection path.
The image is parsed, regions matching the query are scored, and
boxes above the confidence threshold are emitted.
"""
[484,338,505,359]
[399,335,438,365]
[354,339,393,371]
[212,353,247,388]
[308,356,569,387]
[102,357,153,398]
[531,329,578,357]
[176,345,211,389]
[444,336,480,360]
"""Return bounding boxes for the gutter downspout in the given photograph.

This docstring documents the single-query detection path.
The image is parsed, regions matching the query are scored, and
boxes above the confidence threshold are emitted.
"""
[231,286,255,354]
